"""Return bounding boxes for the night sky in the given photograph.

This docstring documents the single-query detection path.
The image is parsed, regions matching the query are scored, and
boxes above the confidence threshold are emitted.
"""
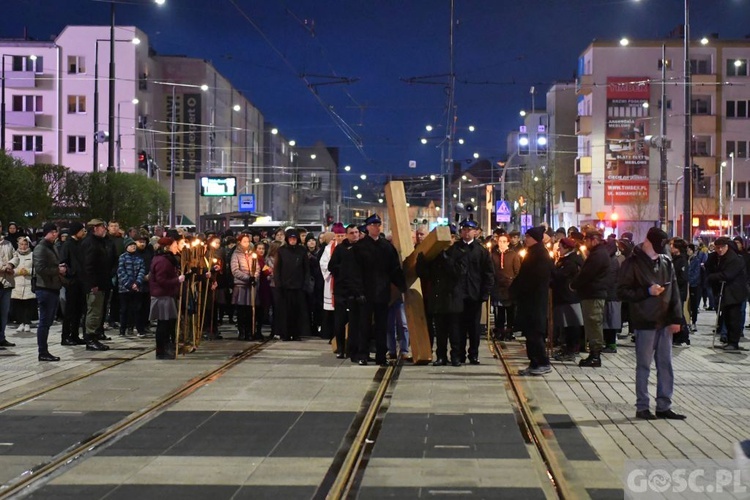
[2,0,748,185]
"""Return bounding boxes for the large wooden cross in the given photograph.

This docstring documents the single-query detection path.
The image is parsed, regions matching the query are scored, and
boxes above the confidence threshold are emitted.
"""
[385,181,452,364]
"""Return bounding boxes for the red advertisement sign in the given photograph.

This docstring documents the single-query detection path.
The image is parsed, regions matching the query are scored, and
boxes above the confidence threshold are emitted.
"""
[605,77,650,204]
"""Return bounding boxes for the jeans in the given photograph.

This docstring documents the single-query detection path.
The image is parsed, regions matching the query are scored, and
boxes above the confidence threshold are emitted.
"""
[386,300,409,355]
[635,328,674,412]
[36,289,60,354]
[0,287,11,341]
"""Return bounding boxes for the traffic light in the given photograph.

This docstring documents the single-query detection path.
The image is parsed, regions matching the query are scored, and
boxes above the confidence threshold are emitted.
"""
[138,150,148,171]
[611,212,618,231]
[692,164,704,182]
[518,133,530,155]
[536,132,548,156]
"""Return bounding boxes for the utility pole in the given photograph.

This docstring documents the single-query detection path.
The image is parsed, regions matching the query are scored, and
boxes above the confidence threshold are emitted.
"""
[681,2,692,239]
[659,44,669,233]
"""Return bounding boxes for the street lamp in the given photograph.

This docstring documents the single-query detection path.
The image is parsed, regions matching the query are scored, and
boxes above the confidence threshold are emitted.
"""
[729,153,736,237]
[116,97,138,172]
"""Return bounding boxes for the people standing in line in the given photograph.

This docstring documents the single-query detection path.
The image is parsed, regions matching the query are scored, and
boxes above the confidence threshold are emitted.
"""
[254,241,272,338]
[618,227,686,421]
[551,237,584,362]
[305,233,324,337]
[453,219,494,365]
[149,237,185,359]
[602,239,623,353]
[707,237,748,351]
[106,220,125,331]
[275,228,311,341]
[117,237,146,337]
[32,223,66,362]
[686,244,702,332]
[490,230,521,341]
[320,224,346,343]
[508,230,523,253]
[328,223,365,360]
[669,237,691,347]
[230,234,259,341]
[702,243,716,311]
[216,235,237,326]
[354,214,406,366]
[510,226,554,375]
[59,222,87,346]
[80,219,111,351]
[571,229,610,368]
[0,227,20,351]
[134,231,154,337]
[264,240,282,338]
[416,225,465,366]
[11,237,36,333]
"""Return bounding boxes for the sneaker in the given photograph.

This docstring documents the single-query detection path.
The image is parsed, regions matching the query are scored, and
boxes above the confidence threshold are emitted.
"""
[601,345,618,354]
[529,365,552,375]
[24,324,30,332]
[690,324,697,333]
[553,352,576,362]
[16,324,25,333]
[673,342,690,348]
[578,354,601,367]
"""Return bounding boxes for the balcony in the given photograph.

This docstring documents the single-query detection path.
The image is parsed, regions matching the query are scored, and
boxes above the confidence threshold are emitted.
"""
[6,111,35,128]
[6,70,36,88]
[692,115,717,135]
[576,74,593,95]
[576,197,592,215]
[692,73,718,91]
[575,156,592,175]
[10,150,36,165]
[575,115,592,135]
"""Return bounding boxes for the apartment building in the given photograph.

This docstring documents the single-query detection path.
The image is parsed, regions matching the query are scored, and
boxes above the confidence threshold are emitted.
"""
[575,36,750,239]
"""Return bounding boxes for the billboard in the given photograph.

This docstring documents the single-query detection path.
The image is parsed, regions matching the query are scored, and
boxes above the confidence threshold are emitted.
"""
[166,92,203,179]
[605,77,650,204]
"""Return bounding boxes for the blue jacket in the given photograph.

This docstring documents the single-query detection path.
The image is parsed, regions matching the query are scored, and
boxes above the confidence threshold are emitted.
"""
[117,251,146,293]
[687,254,702,287]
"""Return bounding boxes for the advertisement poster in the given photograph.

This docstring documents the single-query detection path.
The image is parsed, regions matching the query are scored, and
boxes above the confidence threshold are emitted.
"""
[605,77,650,204]
[166,92,203,179]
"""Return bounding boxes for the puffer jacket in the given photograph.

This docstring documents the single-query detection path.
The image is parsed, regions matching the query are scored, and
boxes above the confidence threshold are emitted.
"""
[0,239,20,289]
[11,250,35,300]
[117,251,146,293]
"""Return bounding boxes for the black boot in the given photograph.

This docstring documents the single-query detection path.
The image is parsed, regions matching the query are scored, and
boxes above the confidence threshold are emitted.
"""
[85,334,110,351]
[578,351,601,367]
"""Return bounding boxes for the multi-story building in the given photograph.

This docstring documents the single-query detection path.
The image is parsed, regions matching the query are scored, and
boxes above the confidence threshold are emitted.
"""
[576,36,750,240]
[546,82,578,230]
[0,40,60,166]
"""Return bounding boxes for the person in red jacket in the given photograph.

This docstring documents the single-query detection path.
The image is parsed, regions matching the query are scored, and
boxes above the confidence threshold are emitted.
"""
[149,237,185,359]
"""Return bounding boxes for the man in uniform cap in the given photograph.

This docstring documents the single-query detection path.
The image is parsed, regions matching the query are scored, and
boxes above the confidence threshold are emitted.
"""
[618,226,686,420]
[571,228,610,367]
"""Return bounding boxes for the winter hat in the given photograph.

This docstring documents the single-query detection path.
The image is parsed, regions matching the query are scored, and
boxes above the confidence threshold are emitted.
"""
[68,221,85,235]
[559,237,577,249]
[621,231,634,242]
[646,227,669,254]
[123,237,136,249]
[42,222,58,236]
[525,225,545,243]
[332,222,346,234]
[285,228,300,240]
[157,237,174,248]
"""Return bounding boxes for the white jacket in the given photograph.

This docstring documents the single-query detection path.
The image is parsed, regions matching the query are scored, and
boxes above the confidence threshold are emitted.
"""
[0,239,20,289]
[319,241,336,311]
[12,250,34,300]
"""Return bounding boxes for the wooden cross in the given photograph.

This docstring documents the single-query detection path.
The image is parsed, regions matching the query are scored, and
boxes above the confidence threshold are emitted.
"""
[385,181,452,364]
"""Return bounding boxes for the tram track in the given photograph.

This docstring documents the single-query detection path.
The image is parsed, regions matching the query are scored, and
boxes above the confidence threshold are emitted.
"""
[0,339,273,499]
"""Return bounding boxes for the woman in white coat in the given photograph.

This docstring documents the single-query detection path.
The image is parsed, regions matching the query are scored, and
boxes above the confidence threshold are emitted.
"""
[319,224,346,346]
[12,237,36,332]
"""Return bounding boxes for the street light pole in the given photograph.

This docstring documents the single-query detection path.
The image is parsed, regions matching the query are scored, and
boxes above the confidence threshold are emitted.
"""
[681,0,692,239]
[170,85,176,228]
[719,159,725,233]
[1,54,8,152]
[107,2,116,172]
[730,152,735,237]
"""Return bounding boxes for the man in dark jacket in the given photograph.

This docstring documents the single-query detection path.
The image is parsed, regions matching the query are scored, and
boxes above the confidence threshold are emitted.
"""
[454,219,494,365]
[59,221,87,346]
[79,219,111,351]
[416,227,465,366]
[329,224,365,360]
[33,223,66,362]
[708,237,748,351]
[510,226,554,375]
[669,237,690,347]
[354,214,405,366]
[274,228,310,341]
[571,229,610,367]
[618,227,685,420]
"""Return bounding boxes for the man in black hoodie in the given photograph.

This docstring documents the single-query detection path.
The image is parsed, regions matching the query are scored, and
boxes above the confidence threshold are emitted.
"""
[618,227,685,421]
[571,229,610,367]
[274,228,310,341]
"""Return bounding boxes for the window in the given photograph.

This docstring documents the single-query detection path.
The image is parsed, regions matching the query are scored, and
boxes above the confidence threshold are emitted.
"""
[139,73,148,90]
[738,182,748,200]
[690,96,711,115]
[727,101,736,118]
[726,100,750,118]
[67,136,86,153]
[11,95,42,113]
[11,55,43,73]
[727,59,748,77]
[658,59,672,70]
[67,55,85,74]
[739,141,748,159]
[727,141,736,158]
[67,95,86,113]
[691,136,711,157]
[691,58,711,75]
[11,135,42,152]
[658,99,672,110]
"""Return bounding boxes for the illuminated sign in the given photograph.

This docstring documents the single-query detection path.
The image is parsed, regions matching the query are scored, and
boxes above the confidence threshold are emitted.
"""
[200,176,237,197]
[707,218,732,228]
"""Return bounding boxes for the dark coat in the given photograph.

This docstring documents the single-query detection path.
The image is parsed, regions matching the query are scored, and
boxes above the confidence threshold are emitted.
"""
[328,239,365,298]
[550,250,582,306]
[59,235,84,287]
[149,251,181,298]
[416,244,465,315]
[617,245,683,330]
[355,235,405,304]
[454,239,494,302]
[509,242,553,332]
[571,242,610,299]
[707,247,748,306]
[32,239,62,291]
[490,248,521,302]
[671,251,688,301]
[605,241,621,302]
[80,232,112,292]
[275,242,309,290]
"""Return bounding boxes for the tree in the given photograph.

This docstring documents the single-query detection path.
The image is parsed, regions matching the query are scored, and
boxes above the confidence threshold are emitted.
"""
[0,152,49,227]
[86,172,170,228]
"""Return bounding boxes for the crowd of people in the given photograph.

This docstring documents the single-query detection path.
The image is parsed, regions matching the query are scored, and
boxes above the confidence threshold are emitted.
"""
[1,216,747,420]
